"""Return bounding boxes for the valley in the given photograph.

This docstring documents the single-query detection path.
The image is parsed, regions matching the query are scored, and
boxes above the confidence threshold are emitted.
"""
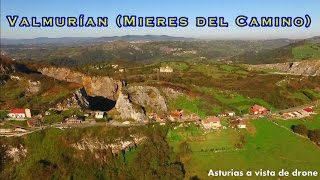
[1,36,320,179]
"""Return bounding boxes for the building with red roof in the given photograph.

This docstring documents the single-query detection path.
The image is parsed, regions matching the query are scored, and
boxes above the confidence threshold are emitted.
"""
[201,116,221,129]
[250,105,269,115]
[7,109,31,120]
[303,107,313,113]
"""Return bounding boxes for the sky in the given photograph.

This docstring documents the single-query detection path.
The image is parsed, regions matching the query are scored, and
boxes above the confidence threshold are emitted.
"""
[1,0,319,39]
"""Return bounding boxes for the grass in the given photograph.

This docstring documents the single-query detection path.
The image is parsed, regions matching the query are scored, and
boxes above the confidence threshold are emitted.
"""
[161,61,190,71]
[5,120,28,128]
[0,74,78,111]
[0,110,9,120]
[275,114,320,130]
[169,96,207,118]
[197,87,276,114]
[168,119,320,179]
[292,43,320,60]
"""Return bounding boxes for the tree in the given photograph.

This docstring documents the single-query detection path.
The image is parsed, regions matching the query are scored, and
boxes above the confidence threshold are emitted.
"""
[179,142,192,155]
[291,124,308,136]
[0,141,7,173]
[308,129,320,145]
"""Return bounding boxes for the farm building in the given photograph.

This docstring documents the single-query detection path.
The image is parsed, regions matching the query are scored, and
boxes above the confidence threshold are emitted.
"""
[230,118,247,129]
[303,107,314,113]
[7,109,32,120]
[220,111,236,117]
[159,66,173,73]
[237,119,247,129]
[201,116,221,130]
[65,116,84,124]
[95,111,104,119]
[169,109,183,121]
[250,105,269,115]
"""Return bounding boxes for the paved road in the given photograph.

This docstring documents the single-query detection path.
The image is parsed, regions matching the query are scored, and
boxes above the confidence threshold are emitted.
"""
[0,121,146,137]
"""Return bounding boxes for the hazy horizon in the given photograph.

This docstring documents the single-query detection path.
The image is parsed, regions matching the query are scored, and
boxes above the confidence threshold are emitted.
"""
[1,0,320,39]
[1,34,319,41]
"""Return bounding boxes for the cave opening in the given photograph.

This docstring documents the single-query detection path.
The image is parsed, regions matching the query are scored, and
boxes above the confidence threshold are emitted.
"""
[87,96,116,111]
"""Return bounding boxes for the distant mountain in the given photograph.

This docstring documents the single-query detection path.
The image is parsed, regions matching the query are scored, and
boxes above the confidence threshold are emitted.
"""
[0,35,195,45]
[233,39,320,64]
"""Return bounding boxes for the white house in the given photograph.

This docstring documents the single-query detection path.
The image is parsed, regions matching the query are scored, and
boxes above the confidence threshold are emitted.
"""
[7,109,31,120]
[95,111,104,119]
[201,116,221,130]
[159,66,173,73]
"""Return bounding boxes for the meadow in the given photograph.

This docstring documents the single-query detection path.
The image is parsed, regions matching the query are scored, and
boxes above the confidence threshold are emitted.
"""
[167,119,320,179]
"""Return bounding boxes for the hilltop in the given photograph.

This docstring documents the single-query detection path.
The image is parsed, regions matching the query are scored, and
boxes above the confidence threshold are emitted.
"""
[233,37,320,64]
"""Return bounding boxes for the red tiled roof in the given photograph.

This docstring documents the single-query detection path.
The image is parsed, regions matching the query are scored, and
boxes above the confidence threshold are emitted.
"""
[9,109,25,114]
[170,111,182,117]
[251,105,267,111]
[303,107,313,113]
[202,116,220,124]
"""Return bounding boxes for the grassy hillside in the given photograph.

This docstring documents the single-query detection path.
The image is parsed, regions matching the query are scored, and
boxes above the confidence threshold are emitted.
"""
[234,40,320,64]
[168,119,320,179]
[0,125,185,179]
[2,39,295,67]
[0,72,80,111]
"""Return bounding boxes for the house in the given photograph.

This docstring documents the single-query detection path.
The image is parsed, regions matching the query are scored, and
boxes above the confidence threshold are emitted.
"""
[230,118,247,129]
[237,119,247,129]
[95,111,104,119]
[159,66,173,73]
[148,113,158,121]
[111,64,119,68]
[169,109,183,121]
[119,68,124,73]
[27,118,41,128]
[303,107,314,113]
[250,105,269,115]
[65,116,83,124]
[7,109,32,120]
[44,111,51,116]
[156,115,166,123]
[220,111,236,117]
[201,116,221,129]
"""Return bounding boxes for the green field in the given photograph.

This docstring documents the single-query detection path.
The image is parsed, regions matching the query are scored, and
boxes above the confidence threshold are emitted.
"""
[292,43,320,60]
[197,87,276,114]
[275,114,320,130]
[167,119,320,179]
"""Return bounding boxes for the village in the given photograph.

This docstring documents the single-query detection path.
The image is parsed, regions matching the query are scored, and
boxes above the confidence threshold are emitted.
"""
[0,102,317,137]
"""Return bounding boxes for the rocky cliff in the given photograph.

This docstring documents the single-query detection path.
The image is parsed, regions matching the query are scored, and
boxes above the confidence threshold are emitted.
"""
[72,135,146,155]
[56,88,90,111]
[115,92,147,122]
[39,67,124,100]
[127,86,168,112]
[248,60,320,76]
[115,86,168,122]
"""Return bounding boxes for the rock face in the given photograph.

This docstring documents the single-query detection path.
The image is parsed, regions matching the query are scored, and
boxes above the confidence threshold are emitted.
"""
[56,88,90,111]
[39,67,124,100]
[5,145,27,163]
[249,60,320,76]
[127,86,168,112]
[115,86,169,122]
[25,80,41,95]
[72,135,146,155]
[115,92,147,122]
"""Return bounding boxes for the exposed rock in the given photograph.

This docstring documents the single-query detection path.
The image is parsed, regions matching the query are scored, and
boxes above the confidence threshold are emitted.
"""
[127,86,168,112]
[56,88,90,111]
[161,87,183,99]
[115,92,147,122]
[248,60,320,76]
[39,67,125,100]
[25,80,41,95]
[6,145,27,163]
[72,135,146,155]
